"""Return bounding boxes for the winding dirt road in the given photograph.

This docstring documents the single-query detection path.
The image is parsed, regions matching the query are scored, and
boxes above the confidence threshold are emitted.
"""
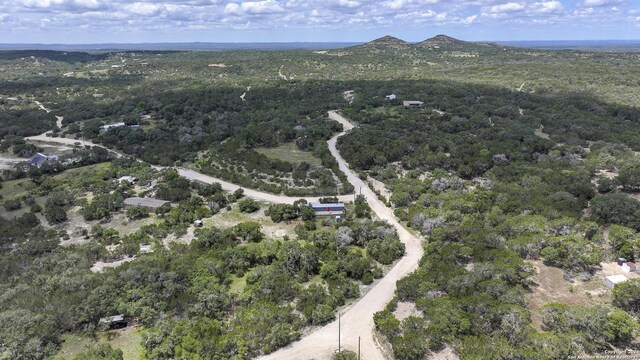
[258,111,424,360]
[24,133,352,205]
[25,109,425,359]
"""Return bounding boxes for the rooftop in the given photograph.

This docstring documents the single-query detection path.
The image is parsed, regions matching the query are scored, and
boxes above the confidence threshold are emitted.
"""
[606,274,628,283]
[124,197,170,209]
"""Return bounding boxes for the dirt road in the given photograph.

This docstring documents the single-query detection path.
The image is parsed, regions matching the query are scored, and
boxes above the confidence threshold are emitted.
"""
[176,168,352,205]
[24,134,352,204]
[258,111,424,360]
[25,109,425,359]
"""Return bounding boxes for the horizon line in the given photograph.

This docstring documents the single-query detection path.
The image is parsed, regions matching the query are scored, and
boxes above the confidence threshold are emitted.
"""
[1,39,640,46]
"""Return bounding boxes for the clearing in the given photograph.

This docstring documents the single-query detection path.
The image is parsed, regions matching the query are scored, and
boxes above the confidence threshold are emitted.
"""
[525,260,611,330]
[52,326,144,360]
[204,204,301,239]
[255,142,322,167]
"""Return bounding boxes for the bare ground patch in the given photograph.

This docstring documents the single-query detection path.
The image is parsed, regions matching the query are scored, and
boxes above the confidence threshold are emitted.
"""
[526,260,611,331]
[90,257,136,273]
[393,301,420,322]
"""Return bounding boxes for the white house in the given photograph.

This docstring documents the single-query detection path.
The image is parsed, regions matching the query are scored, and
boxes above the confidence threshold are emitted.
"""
[385,94,397,100]
[102,122,126,132]
[622,262,637,273]
[403,100,424,108]
[118,176,138,184]
[604,274,628,289]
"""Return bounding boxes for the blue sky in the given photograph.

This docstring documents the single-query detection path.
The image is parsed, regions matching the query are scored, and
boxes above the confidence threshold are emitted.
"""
[0,0,638,43]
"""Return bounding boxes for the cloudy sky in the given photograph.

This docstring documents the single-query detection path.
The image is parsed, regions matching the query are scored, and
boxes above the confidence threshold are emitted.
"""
[0,0,638,43]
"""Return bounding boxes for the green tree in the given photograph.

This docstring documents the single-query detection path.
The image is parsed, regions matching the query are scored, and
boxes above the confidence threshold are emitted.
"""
[126,206,149,220]
[238,198,260,213]
[44,204,67,224]
[613,279,640,314]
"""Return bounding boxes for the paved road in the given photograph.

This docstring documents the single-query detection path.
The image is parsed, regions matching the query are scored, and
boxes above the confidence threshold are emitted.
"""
[258,111,424,360]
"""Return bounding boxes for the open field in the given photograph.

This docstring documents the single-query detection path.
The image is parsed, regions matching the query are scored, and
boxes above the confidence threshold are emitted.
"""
[526,260,611,330]
[255,142,322,167]
[53,326,144,360]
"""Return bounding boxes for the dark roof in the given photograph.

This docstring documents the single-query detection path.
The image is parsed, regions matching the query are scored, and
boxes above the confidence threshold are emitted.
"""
[310,202,344,210]
[29,153,58,165]
[124,197,170,209]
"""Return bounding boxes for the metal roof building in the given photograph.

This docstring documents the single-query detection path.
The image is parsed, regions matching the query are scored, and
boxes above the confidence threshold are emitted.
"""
[604,274,628,289]
[309,201,345,216]
[123,197,170,210]
[403,100,424,108]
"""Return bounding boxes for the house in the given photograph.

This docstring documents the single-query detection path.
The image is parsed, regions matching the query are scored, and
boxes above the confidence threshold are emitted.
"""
[194,220,203,227]
[385,94,397,100]
[119,176,138,184]
[118,176,138,184]
[102,122,125,132]
[622,262,637,272]
[98,314,127,330]
[604,274,628,289]
[29,153,59,167]
[123,197,170,210]
[310,201,345,216]
[403,101,424,108]
[139,244,153,254]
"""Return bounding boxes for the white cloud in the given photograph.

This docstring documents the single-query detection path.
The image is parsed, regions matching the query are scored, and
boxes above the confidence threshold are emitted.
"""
[239,0,284,14]
[488,2,525,13]
[531,1,564,14]
[461,14,477,24]
[337,0,361,8]
[124,2,164,16]
[224,2,241,14]
[583,0,626,7]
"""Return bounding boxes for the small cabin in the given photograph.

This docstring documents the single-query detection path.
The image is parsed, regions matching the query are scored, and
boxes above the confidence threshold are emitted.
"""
[123,197,170,210]
[102,122,126,132]
[118,176,138,184]
[194,219,203,227]
[403,101,424,108]
[98,314,127,330]
[385,94,397,100]
[29,153,58,167]
[140,244,153,254]
[622,262,637,273]
[604,274,628,289]
[310,201,345,216]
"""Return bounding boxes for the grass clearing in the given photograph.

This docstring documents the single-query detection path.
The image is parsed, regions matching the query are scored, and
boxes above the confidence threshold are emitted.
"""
[255,142,322,167]
[230,273,248,294]
[204,203,300,239]
[53,326,144,360]
[0,178,37,199]
[526,260,611,331]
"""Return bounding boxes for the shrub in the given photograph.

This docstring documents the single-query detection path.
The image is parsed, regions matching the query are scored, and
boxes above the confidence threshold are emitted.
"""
[238,198,260,213]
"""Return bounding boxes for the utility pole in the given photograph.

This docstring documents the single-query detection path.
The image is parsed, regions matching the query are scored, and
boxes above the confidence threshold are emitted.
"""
[358,336,361,360]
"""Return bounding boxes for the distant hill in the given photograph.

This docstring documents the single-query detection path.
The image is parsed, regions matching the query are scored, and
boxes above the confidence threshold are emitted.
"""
[416,34,498,48]
[358,35,411,50]
[350,34,500,52]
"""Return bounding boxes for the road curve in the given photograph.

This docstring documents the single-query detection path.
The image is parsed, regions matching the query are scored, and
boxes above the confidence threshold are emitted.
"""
[258,111,424,360]
[26,110,425,358]
[25,134,353,205]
